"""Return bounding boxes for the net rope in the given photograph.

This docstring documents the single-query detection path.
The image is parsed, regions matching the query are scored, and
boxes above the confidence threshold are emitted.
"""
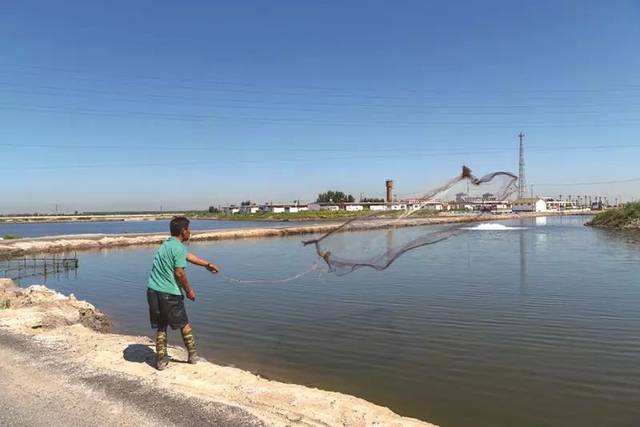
[218,262,323,284]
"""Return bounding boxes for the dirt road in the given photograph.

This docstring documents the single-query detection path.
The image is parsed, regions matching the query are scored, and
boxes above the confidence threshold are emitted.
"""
[0,332,263,426]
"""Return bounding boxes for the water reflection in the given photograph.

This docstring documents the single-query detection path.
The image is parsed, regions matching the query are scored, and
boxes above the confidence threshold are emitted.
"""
[519,222,527,293]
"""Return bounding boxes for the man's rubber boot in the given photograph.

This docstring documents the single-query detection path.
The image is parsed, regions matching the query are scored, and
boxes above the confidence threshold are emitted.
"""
[156,330,169,371]
[156,356,169,371]
[181,325,199,364]
[188,353,206,364]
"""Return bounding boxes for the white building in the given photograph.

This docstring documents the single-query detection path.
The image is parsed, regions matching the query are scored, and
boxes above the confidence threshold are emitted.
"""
[344,204,364,212]
[308,203,339,211]
[260,204,286,213]
[512,198,547,213]
[405,202,444,211]
[369,204,387,211]
[390,203,407,211]
[221,206,240,214]
[543,198,575,211]
[493,203,511,214]
[239,205,260,214]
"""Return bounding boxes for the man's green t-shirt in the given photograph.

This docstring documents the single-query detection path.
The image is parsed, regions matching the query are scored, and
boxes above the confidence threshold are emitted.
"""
[148,237,187,296]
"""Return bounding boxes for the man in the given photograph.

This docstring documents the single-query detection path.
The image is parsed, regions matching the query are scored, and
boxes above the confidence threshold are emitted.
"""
[147,216,219,370]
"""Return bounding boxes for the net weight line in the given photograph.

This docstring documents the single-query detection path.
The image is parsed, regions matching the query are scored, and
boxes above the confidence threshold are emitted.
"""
[218,262,323,285]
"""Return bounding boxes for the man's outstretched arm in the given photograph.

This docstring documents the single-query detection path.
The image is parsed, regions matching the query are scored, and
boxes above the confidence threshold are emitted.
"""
[187,253,219,273]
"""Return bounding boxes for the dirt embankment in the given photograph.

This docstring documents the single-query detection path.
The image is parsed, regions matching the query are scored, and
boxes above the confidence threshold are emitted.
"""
[0,211,592,260]
[0,279,434,426]
[0,213,183,224]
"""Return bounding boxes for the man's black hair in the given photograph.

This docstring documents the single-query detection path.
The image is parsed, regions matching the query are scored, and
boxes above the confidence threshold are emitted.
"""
[170,216,190,236]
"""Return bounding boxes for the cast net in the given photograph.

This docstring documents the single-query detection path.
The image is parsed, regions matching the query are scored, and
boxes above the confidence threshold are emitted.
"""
[303,166,518,275]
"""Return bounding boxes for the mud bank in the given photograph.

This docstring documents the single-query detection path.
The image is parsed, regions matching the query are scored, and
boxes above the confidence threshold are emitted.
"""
[0,211,592,260]
[0,279,433,426]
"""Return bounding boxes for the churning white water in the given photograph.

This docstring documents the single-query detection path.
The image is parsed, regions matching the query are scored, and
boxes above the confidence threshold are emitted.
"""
[463,223,526,230]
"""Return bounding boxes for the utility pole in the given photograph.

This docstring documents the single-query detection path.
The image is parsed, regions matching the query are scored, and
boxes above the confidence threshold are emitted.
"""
[518,132,526,199]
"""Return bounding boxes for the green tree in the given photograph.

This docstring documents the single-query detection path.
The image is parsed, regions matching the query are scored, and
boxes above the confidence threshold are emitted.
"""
[317,191,354,204]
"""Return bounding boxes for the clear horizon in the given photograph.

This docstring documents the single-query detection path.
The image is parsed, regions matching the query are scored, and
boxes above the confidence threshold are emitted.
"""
[1,1,639,214]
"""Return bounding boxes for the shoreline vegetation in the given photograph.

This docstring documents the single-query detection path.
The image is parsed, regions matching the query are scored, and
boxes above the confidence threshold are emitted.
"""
[0,211,593,260]
[0,278,433,426]
[586,202,640,230]
[0,209,430,224]
[0,206,599,225]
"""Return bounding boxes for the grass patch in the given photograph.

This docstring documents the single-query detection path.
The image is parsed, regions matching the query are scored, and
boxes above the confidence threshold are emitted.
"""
[1,234,21,240]
[588,202,640,229]
[211,209,441,222]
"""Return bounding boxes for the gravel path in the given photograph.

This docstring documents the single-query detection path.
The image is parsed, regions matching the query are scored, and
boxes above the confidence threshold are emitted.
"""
[0,332,264,427]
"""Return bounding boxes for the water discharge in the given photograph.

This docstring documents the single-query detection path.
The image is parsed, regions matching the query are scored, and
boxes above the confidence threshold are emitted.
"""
[463,223,526,230]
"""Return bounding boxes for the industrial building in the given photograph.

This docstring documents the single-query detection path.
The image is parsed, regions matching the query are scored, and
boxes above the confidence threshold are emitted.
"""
[512,198,547,212]
[260,204,309,213]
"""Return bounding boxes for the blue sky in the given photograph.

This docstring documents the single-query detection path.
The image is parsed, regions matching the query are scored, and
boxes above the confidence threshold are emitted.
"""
[1,1,639,213]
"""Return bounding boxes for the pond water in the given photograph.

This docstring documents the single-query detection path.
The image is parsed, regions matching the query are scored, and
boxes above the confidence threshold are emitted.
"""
[14,215,640,427]
[0,218,303,238]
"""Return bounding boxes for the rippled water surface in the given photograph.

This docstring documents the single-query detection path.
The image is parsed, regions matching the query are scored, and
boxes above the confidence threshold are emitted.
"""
[0,218,302,238]
[17,216,640,426]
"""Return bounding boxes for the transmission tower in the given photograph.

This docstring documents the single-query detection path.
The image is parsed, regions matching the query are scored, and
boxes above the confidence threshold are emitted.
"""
[518,132,526,199]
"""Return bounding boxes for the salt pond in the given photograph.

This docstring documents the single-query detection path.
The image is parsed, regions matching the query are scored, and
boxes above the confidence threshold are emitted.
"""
[15,215,640,427]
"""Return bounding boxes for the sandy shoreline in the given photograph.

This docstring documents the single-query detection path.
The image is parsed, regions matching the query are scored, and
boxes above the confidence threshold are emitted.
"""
[1,211,593,260]
[0,278,434,426]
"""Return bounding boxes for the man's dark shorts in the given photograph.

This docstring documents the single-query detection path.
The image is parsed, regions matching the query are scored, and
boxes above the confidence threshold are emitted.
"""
[147,288,189,330]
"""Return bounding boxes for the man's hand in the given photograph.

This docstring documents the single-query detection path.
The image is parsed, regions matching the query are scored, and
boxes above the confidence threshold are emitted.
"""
[188,253,220,274]
[175,267,196,301]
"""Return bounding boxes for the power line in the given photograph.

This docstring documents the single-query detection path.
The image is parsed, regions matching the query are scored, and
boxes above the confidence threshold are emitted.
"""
[2,103,640,127]
[0,65,410,100]
[3,142,640,153]
[533,177,640,186]
[0,104,208,122]
[3,62,640,98]
[4,146,640,172]
[2,83,640,113]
